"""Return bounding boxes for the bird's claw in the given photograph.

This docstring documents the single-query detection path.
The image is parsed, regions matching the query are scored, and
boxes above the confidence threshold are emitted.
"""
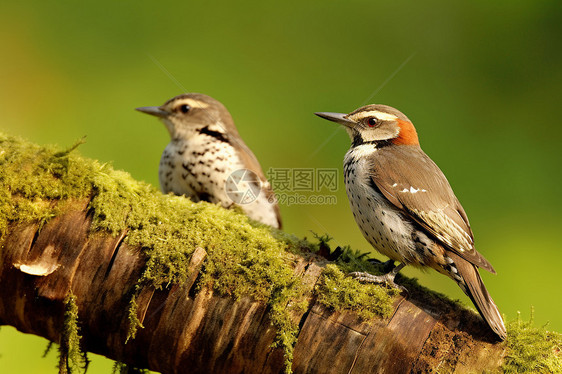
[348,271,408,293]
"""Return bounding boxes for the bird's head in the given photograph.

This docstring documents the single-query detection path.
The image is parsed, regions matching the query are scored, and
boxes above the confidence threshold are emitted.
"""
[136,93,236,140]
[315,104,418,146]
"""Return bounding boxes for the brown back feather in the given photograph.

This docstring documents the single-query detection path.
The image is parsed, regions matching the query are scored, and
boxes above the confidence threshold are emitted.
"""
[447,252,506,340]
[369,144,495,273]
[235,142,282,229]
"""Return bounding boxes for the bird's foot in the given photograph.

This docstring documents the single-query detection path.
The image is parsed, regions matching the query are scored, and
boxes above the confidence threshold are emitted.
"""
[348,263,408,293]
[349,271,407,292]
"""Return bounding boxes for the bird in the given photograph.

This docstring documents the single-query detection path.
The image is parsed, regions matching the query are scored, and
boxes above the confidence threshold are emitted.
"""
[315,104,506,340]
[136,93,282,229]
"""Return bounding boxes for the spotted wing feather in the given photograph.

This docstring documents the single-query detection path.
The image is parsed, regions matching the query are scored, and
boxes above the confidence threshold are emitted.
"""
[232,136,283,230]
[369,145,495,273]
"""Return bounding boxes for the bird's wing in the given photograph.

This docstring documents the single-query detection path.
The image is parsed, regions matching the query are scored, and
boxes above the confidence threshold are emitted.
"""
[446,252,506,340]
[369,145,495,273]
[233,139,283,230]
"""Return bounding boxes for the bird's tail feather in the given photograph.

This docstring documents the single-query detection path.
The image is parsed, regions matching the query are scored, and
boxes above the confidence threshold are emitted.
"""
[447,252,507,340]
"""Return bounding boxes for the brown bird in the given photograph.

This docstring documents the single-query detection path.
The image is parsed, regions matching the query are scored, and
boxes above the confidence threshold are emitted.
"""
[137,93,281,229]
[315,104,506,340]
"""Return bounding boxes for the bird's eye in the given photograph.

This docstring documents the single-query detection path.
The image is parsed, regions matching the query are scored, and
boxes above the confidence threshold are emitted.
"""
[178,104,191,114]
[367,117,378,127]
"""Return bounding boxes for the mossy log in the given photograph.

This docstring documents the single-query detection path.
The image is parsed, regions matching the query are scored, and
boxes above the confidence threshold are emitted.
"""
[0,204,505,373]
[0,134,511,373]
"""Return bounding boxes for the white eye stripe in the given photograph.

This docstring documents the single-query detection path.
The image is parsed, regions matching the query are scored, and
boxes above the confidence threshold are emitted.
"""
[356,110,398,122]
[176,99,209,109]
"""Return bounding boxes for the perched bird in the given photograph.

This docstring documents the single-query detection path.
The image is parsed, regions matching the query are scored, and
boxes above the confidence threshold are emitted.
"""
[136,93,281,229]
[315,105,506,340]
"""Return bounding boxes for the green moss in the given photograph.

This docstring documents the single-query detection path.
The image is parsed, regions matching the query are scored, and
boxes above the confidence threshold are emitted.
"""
[316,264,396,320]
[0,134,96,236]
[308,238,397,320]
[125,291,143,342]
[269,290,308,373]
[503,310,562,373]
[112,362,149,374]
[271,229,311,254]
[58,293,85,374]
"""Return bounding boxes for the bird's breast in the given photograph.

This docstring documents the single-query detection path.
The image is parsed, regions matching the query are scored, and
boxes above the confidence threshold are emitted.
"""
[343,145,421,264]
[159,136,241,202]
[158,136,280,228]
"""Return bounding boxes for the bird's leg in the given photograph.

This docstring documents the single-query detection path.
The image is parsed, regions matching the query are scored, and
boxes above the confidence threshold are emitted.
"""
[349,263,407,291]
[366,259,395,272]
[382,259,396,273]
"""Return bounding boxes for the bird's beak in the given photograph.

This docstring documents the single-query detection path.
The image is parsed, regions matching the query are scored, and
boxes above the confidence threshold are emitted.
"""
[135,106,169,118]
[314,112,356,128]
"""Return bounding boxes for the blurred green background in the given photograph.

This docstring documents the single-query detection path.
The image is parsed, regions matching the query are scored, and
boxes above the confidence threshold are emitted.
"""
[1,1,561,372]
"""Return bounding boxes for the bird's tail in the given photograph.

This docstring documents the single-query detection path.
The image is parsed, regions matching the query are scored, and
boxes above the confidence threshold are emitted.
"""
[446,252,507,340]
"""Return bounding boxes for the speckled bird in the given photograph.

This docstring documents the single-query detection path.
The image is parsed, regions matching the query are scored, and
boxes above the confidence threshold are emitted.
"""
[137,93,281,229]
[316,104,506,340]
